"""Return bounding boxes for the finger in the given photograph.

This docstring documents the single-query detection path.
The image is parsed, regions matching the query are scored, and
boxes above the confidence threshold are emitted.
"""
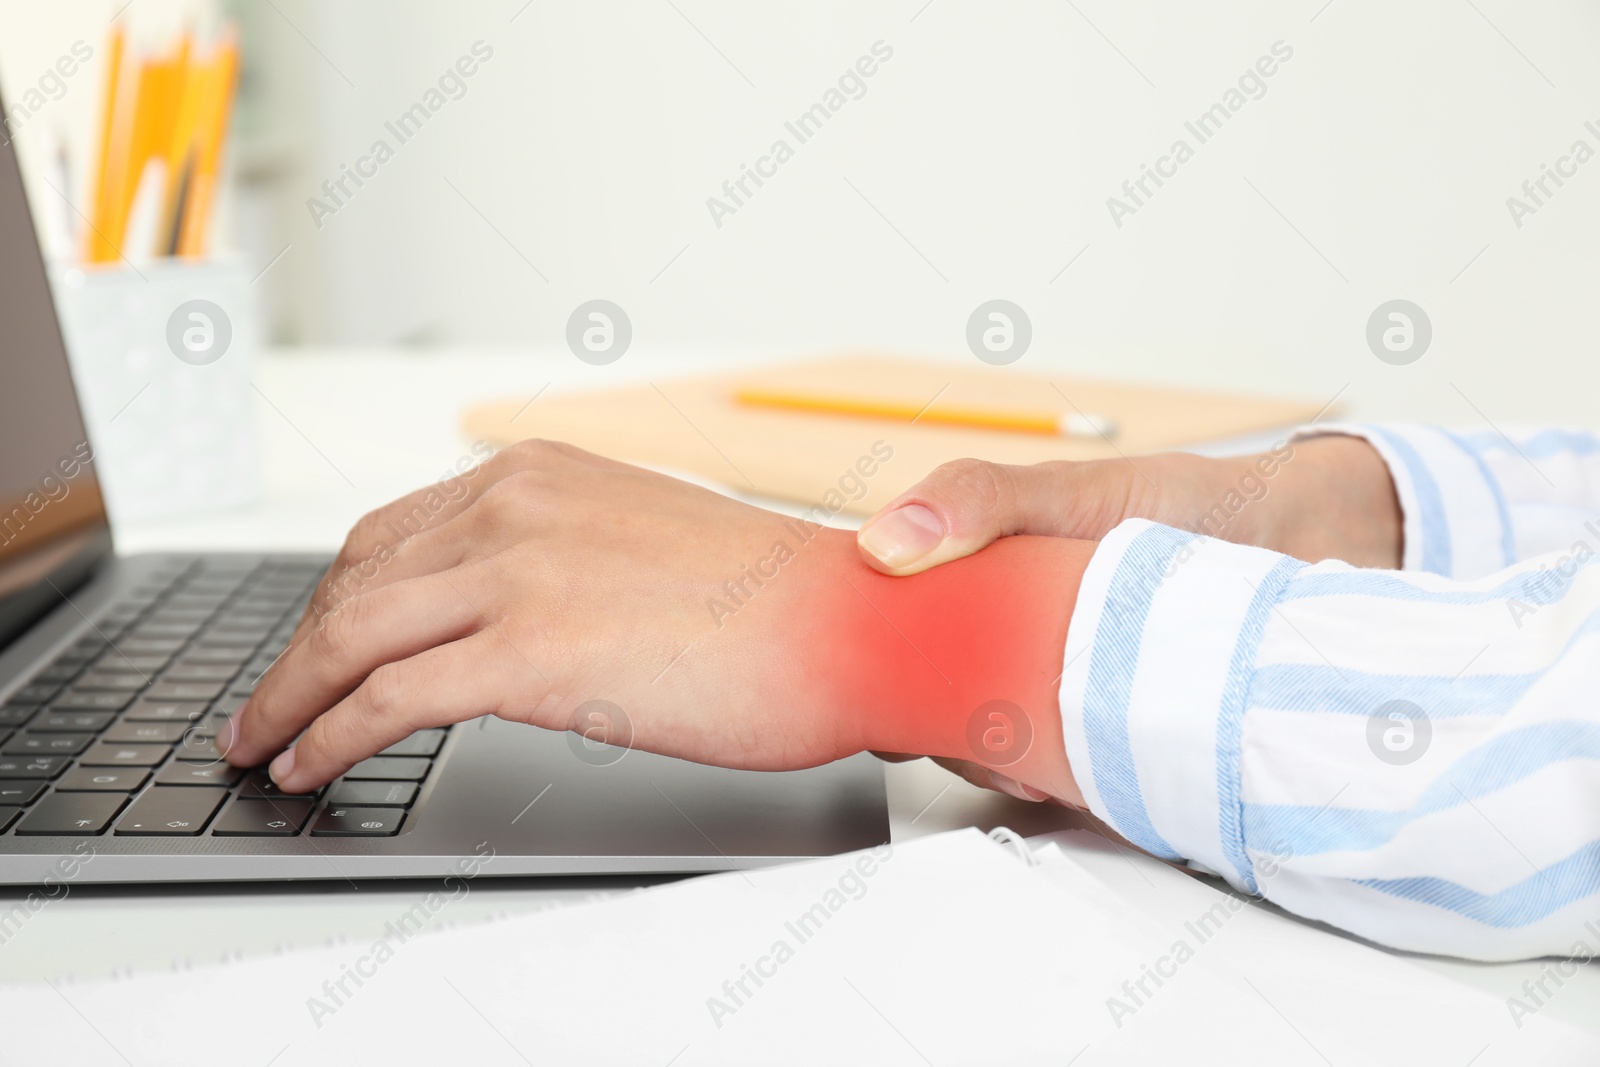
[268,632,515,792]
[287,489,482,646]
[281,509,476,659]
[857,458,1129,576]
[223,569,485,767]
[928,756,1052,802]
[282,444,589,646]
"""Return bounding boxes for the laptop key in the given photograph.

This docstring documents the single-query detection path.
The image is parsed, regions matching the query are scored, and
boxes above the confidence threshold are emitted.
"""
[343,757,431,781]
[114,788,228,836]
[162,663,237,683]
[310,805,405,837]
[190,709,237,738]
[377,730,446,758]
[128,622,199,639]
[3,734,91,756]
[79,743,171,768]
[37,711,115,732]
[237,771,318,800]
[0,706,40,728]
[10,684,60,705]
[31,664,82,685]
[0,756,69,778]
[195,628,264,644]
[73,672,150,692]
[15,792,128,835]
[0,782,47,805]
[118,638,186,656]
[175,733,224,761]
[52,692,135,712]
[182,648,250,665]
[212,799,314,837]
[154,762,243,787]
[123,700,207,723]
[147,607,214,622]
[0,807,19,832]
[55,767,151,792]
[104,721,190,745]
[325,780,417,808]
[145,681,226,702]
[94,654,171,674]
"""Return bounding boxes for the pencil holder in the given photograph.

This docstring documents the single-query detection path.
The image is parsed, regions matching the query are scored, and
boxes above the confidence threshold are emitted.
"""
[49,259,259,522]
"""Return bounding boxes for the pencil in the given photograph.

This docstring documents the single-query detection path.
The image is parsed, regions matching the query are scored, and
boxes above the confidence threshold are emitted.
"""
[733,388,1117,439]
[84,26,123,263]
[178,33,238,258]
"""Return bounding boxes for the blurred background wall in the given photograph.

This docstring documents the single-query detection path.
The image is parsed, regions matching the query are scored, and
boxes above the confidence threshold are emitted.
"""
[3,0,1598,424]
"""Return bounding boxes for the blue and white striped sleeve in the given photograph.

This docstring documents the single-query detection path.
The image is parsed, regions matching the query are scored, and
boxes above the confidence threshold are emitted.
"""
[1058,518,1600,961]
[1304,423,1600,579]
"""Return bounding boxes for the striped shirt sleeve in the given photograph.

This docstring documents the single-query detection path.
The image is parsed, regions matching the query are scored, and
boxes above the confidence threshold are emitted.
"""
[1303,423,1600,579]
[1059,518,1600,961]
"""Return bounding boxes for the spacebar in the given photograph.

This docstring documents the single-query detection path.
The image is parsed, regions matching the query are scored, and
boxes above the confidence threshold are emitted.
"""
[114,787,229,836]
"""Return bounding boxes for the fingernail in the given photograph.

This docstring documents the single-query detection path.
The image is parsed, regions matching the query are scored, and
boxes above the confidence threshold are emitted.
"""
[214,715,236,756]
[991,772,1048,802]
[859,504,943,568]
[268,747,296,788]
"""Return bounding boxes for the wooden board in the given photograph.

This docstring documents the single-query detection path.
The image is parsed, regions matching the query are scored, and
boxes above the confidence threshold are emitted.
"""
[460,356,1324,517]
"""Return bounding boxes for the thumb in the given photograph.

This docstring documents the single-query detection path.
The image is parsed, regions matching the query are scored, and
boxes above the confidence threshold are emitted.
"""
[857,458,1119,576]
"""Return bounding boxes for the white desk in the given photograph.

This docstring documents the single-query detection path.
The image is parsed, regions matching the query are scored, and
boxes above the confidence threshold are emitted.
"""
[3,348,1593,1041]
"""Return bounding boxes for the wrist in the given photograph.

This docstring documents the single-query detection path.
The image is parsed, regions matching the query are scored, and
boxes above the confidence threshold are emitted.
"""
[1256,435,1402,568]
[802,531,1093,805]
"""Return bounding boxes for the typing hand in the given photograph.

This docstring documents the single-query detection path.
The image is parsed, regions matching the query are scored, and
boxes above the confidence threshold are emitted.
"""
[855,434,1401,577]
[220,440,1094,802]
[217,440,864,791]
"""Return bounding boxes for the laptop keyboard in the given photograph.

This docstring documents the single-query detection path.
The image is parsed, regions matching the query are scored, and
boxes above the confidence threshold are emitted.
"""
[0,557,449,841]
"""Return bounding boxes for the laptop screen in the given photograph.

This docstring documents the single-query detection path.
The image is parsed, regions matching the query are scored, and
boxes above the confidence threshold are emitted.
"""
[0,92,114,649]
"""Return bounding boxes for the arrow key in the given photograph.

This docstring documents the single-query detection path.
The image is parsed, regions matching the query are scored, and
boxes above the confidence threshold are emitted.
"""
[211,798,314,837]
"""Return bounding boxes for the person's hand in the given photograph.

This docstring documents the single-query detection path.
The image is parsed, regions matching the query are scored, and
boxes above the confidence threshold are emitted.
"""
[856,434,1402,577]
[220,440,1097,804]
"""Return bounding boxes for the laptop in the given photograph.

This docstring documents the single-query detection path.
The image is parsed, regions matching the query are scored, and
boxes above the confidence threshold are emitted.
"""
[0,99,888,885]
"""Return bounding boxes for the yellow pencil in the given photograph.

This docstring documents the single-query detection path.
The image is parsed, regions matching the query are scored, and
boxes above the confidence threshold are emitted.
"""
[84,26,124,263]
[733,388,1117,438]
[179,32,239,258]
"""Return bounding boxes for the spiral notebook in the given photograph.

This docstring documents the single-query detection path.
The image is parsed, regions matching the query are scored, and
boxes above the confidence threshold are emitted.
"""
[6,829,1594,1065]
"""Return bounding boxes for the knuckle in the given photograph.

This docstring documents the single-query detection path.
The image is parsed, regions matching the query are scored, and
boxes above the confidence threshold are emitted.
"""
[301,710,360,770]
[507,438,592,468]
[308,605,358,665]
[474,469,543,520]
[508,437,560,465]
[341,509,386,559]
[314,564,360,615]
[360,663,408,723]
[931,458,1013,514]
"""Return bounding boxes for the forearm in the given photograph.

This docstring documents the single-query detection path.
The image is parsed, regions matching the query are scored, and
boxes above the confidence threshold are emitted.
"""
[1283,424,1600,578]
[1203,435,1402,569]
[1062,517,1600,961]
[1265,435,1402,568]
[792,531,1094,805]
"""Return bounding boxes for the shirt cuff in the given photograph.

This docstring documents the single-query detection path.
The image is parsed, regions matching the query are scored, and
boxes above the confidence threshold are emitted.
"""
[1292,423,1514,579]
[1058,519,1303,892]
